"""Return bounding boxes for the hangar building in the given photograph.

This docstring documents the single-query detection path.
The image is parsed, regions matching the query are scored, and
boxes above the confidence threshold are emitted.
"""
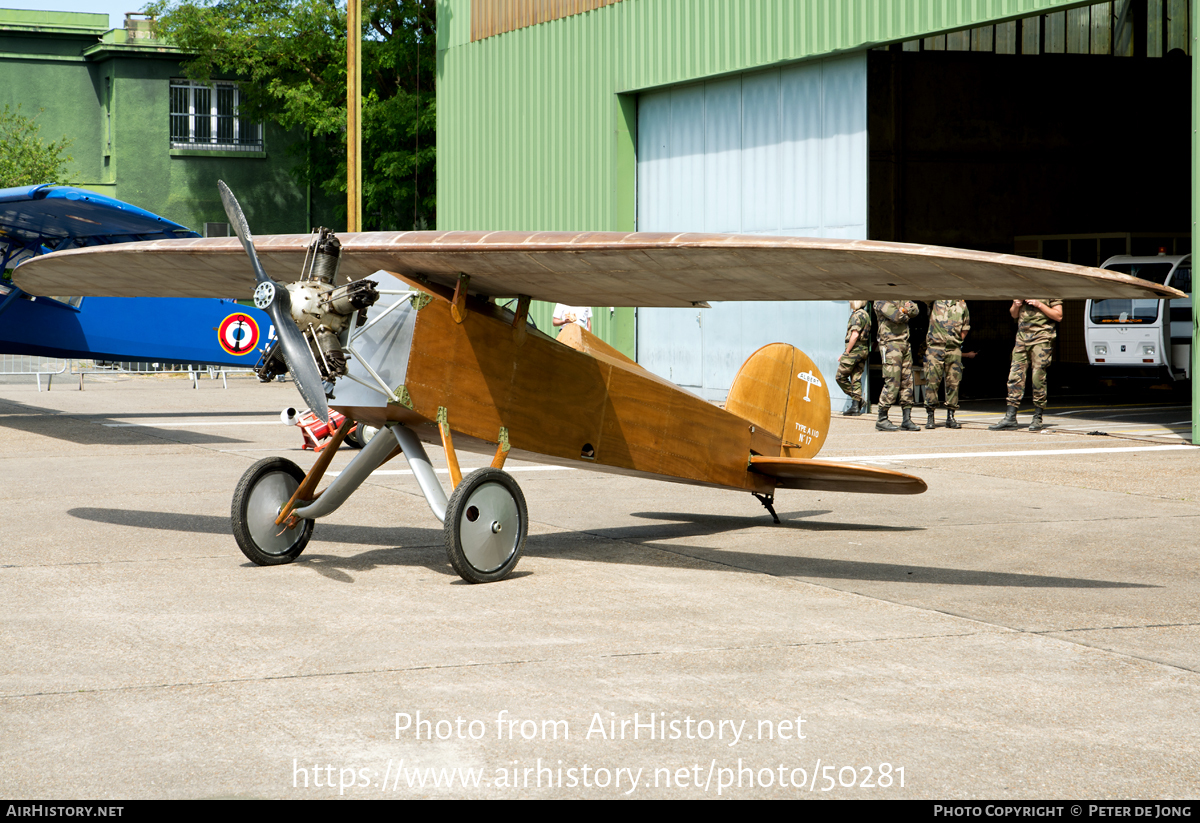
[435,0,1197,438]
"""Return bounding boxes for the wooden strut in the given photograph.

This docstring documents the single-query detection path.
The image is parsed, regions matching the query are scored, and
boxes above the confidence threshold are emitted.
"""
[438,406,463,489]
[511,294,530,345]
[276,416,353,526]
[450,273,470,324]
[491,426,511,470]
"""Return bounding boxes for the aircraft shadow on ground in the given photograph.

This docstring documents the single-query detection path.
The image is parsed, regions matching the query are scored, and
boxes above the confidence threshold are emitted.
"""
[558,510,1154,589]
[626,509,919,534]
[66,506,454,582]
[68,506,440,546]
[67,506,1153,590]
[0,398,253,446]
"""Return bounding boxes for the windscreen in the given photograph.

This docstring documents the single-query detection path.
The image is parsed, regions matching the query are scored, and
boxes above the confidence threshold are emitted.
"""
[1090,262,1172,324]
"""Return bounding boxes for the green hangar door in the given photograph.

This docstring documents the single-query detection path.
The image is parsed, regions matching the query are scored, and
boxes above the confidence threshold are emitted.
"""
[635,53,868,403]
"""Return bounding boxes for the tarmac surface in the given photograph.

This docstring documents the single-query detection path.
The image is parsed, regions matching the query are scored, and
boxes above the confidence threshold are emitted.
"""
[1,372,1198,799]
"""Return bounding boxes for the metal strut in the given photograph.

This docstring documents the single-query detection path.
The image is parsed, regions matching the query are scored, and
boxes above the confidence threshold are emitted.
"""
[291,422,449,524]
[752,492,780,525]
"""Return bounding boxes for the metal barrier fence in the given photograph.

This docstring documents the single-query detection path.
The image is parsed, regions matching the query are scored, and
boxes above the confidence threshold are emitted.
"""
[0,354,69,391]
[70,360,256,389]
[0,357,255,390]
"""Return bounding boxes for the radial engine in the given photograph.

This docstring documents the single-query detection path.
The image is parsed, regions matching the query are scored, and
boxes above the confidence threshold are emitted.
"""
[255,228,380,384]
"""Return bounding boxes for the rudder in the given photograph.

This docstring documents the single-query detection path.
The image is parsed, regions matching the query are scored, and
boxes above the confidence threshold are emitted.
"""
[725,343,830,459]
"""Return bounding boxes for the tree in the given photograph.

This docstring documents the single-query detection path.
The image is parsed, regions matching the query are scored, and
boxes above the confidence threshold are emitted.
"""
[0,105,73,189]
[148,0,436,231]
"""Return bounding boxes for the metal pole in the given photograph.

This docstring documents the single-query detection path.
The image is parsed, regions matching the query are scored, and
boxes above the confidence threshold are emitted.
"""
[347,0,362,232]
[1193,0,1199,444]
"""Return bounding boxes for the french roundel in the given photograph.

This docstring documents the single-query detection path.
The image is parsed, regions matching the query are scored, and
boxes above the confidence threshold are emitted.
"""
[217,313,260,356]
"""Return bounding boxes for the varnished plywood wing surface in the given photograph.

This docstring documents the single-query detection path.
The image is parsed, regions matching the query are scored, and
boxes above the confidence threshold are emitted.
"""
[14,231,1185,304]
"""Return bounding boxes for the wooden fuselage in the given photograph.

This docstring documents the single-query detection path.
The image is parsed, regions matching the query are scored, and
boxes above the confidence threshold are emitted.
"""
[337,293,777,493]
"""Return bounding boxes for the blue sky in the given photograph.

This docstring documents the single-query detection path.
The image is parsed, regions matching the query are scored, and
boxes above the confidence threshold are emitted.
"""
[2,1,154,29]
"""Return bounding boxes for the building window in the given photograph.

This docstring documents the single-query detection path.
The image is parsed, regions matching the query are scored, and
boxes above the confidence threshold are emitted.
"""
[169,79,262,150]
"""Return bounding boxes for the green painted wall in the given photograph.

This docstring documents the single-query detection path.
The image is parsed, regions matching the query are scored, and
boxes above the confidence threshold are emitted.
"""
[1,18,106,190]
[437,0,1093,231]
[1,10,314,234]
[436,0,1093,357]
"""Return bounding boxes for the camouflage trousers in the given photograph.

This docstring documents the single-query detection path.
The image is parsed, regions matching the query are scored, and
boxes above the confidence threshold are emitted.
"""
[835,351,868,401]
[879,341,914,408]
[924,345,963,410]
[1006,339,1053,408]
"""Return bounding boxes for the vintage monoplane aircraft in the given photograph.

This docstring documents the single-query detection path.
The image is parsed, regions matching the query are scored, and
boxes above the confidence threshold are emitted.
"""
[14,183,1184,583]
[0,184,270,368]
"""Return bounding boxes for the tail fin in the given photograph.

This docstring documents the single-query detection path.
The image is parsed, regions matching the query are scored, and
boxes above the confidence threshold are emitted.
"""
[725,343,830,459]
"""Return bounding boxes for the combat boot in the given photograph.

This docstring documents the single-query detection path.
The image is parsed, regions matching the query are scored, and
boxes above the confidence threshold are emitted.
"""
[946,409,961,429]
[900,407,920,431]
[988,406,1020,431]
[1028,408,1044,432]
[875,405,898,432]
[842,397,856,414]
[844,398,863,417]
[925,407,936,429]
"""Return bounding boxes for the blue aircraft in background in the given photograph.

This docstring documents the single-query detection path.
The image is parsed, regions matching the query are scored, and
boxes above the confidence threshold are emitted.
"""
[0,184,271,366]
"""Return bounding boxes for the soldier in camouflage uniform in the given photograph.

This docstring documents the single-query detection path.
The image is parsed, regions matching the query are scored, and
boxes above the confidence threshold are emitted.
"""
[989,298,1063,432]
[836,300,871,416]
[923,300,970,430]
[872,300,921,432]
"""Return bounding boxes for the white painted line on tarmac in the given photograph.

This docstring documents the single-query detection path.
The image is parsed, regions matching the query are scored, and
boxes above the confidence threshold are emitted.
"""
[1053,405,1182,416]
[1056,429,1176,434]
[840,444,1196,463]
[104,420,280,427]
[330,465,575,478]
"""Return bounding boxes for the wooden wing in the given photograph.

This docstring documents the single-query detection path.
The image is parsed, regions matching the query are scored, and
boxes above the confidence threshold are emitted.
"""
[13,231,1184,304]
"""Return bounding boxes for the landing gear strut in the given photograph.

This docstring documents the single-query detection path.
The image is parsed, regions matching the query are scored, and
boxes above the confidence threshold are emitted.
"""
[235,420,527,583]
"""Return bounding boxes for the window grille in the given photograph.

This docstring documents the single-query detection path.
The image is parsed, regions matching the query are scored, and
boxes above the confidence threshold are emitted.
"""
[170,80,263,150]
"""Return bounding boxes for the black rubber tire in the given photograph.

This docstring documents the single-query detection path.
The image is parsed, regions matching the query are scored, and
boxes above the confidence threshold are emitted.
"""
[231,457,314,566]
[345,423,380,450]
[444,468,527,583]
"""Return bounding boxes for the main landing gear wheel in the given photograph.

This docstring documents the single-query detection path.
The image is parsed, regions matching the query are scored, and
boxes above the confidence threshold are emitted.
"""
[345,423,380,450]
[444,468,527,583]
[231,457,314,566]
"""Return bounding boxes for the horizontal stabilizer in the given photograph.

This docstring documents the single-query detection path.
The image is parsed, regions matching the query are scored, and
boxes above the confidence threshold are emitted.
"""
[749,456,927,495]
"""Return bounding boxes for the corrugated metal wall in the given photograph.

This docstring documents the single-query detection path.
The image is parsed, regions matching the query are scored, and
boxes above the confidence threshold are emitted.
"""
[439,0,1090,232]
[636,55,866,401]
[437,0,1095,358]
[637,56,866,238]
